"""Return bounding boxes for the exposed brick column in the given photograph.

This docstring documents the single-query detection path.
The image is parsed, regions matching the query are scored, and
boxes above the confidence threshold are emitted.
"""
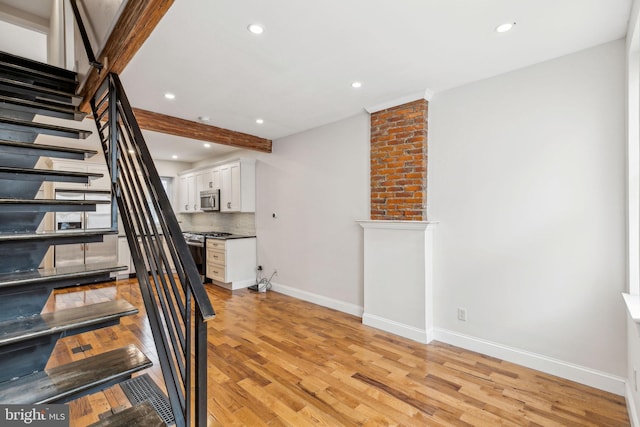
[370,99,428,220]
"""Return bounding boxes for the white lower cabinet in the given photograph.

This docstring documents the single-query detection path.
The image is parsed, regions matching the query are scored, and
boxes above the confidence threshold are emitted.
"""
[117,236,132,278]
[118,235,176,276]
[206,237,256,290]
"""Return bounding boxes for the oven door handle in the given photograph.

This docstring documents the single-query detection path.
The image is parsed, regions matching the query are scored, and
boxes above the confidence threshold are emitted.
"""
[186,241,204,248]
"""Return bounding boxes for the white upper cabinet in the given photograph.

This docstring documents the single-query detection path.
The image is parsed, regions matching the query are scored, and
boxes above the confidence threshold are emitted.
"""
[177,159,255,213]
[178,173,196,213]
[218,160,255,213]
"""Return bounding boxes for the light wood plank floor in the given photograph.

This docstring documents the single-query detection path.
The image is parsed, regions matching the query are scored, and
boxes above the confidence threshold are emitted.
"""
[45,278,630,426]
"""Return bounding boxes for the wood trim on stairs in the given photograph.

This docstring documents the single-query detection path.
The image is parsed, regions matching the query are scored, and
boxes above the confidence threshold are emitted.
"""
[78,0,174,113]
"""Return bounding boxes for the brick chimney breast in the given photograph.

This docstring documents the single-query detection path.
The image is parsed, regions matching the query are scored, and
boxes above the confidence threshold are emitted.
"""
[370,99,428,221]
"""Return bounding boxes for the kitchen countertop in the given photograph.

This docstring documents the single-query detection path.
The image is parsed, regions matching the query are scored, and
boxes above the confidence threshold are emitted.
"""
[206,234,256,240]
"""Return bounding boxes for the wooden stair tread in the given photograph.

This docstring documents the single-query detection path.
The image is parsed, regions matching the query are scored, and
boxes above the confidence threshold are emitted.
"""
[0,166,101,179]
[0,229,117,242]
[0,198,107,212]
[0,262,127,288]
[0,299,137,346]
[0,139,97,158]
[88,402,166,427]
[0,117,91,138]
[0,344,152,404]
[0,198,109,205]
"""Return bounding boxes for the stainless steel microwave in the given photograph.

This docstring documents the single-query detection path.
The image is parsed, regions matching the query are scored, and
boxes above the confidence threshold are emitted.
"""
[200,189,220,211]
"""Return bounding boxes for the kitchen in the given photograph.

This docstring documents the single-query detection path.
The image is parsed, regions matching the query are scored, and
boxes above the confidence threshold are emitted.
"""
[35,115,261,292]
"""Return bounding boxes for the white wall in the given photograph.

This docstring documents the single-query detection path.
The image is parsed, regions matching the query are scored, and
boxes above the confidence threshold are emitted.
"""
[626,0,640,422]
[255,113,369,308]
[429,40,627,384]
[0,20,47,63]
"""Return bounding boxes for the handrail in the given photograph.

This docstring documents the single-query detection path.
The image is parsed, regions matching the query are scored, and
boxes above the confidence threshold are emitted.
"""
[68,0,103,71]
[89,73,214,427]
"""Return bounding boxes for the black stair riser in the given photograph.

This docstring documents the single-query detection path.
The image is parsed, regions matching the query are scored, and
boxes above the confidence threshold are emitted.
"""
[0,147,86,162]
[0,319,120,383]
[0,64,76,94]
[0,106,37,122]
[0,172,92,184]
[0,52,77,84]
[0,345,152,405]
[0,236,106,273]
[0,286,50,323]
[0,118,90,139]
[0,336,56,383]
[0,212,45,234]
[0,99,81,121]
[0,140,96,161]
[0,153,38,171]
[0,128,38,144]
[0,203,98,213]
[0,273,115,322]
[0,83,77,107]
[0,181,43,201]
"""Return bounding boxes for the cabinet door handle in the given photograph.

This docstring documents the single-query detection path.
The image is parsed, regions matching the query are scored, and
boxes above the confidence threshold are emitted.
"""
[227,202,231,209]
[185,204,188,210]
[213,255,218,259]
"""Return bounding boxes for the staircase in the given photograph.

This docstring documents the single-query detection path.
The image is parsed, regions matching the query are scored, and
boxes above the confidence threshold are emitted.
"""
[0,51,165,425]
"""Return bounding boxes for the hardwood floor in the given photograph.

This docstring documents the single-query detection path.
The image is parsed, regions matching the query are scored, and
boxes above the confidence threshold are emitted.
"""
[45,279,630,426]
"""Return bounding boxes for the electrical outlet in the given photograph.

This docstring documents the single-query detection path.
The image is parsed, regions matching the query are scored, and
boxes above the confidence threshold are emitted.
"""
[457,308,467,321]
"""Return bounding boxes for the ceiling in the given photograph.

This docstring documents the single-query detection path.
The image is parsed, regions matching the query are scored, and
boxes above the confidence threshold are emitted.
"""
[0,0,634,162]
[0,0,50,20]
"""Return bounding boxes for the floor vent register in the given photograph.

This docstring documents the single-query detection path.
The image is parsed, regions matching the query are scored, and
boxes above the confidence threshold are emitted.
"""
[119,374,175,425]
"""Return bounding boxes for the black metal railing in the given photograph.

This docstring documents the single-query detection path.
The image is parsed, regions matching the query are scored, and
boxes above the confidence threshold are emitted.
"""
[68,0,103,71]
[89,73,215,427]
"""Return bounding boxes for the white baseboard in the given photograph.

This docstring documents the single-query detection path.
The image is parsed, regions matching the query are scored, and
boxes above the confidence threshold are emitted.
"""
[433,328,626,396]
[627,381,640,427]
[269,282,363,317]
[362,313,433,344]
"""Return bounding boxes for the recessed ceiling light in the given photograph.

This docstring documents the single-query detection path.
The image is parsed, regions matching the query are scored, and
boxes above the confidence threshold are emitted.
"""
[198,116,210,122]
[204,143,211,148]
[164,92,176,100]
[256,118,264,124]
[248,24,264,35]
[128,149,135,154]
[172,155,178,159]
[495,22,515,33]
[351,81,362,89]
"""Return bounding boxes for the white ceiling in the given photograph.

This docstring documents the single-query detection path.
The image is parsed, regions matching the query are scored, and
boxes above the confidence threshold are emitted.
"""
[2,0,635,162]
[120,0,632,161]
[0,0,50,20]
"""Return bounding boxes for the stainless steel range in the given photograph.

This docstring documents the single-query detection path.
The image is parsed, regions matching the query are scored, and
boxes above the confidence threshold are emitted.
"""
[183,231,232,280]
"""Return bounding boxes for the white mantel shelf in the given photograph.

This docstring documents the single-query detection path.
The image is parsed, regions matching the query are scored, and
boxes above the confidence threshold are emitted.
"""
[623,293,640,323]
[356,220,439,230]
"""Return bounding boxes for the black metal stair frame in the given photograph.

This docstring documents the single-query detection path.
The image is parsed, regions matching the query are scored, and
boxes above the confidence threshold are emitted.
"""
[90,73,215,427]
[0,50,157,422]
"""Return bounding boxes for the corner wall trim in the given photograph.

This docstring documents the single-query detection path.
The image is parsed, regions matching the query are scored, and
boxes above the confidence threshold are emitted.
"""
[627,381,640,427]
[270,282,363,318]
[433,328,626,396]
[362,313,432,344]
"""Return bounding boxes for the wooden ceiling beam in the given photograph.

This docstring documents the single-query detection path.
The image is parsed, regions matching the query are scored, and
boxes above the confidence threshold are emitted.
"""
[133,108,273,153]
[78,0,174,112]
